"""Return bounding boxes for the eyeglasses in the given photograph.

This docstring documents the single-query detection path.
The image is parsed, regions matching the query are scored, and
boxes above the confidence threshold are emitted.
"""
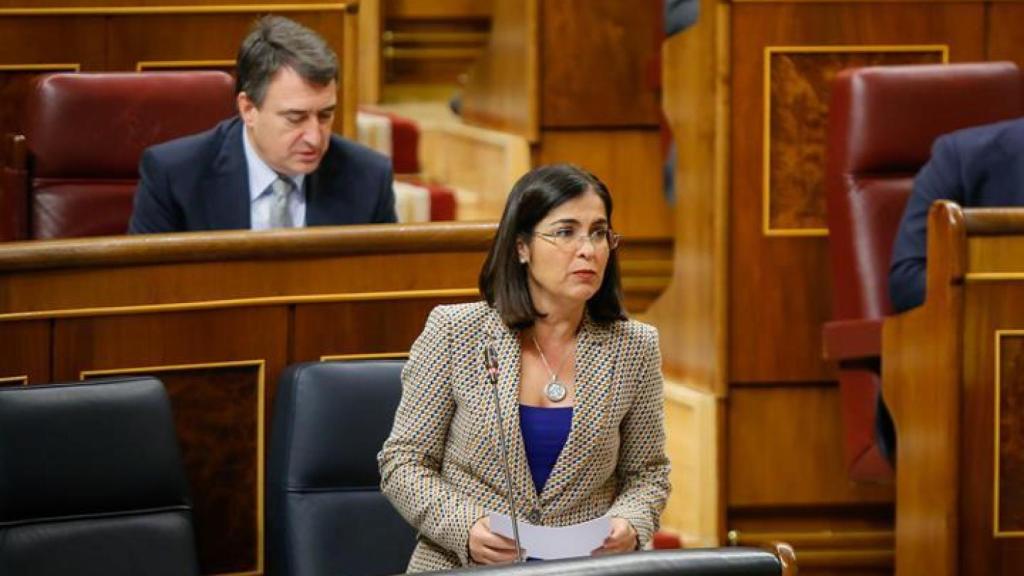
[535,227,620,251]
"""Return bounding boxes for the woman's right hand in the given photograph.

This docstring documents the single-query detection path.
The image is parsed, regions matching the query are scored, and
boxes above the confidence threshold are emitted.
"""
[469,517,519,564]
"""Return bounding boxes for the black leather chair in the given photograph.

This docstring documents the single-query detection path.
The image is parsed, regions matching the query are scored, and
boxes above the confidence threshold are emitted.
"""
[269,360,417,576]
[0,377,199,576]
[423,547,791,575]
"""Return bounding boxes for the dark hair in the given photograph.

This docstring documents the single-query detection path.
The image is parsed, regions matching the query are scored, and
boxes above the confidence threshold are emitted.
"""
[479,164,626,329]
[235,15,338,106]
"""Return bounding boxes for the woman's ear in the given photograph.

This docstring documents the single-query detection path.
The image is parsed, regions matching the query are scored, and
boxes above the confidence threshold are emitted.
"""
[516,238,530,265]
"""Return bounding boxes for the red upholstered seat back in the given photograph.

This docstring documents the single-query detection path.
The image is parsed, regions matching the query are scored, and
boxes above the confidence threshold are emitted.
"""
[824,62,1023,481]
[22,71,237,239]
[826,62,1024,320]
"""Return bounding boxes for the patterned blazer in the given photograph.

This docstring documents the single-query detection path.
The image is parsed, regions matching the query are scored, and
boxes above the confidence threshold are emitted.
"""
[378,301,671,572]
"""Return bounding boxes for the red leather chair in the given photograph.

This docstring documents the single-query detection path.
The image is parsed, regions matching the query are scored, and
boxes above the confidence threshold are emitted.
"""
[824,62,1023,481]
[0,71,236,241]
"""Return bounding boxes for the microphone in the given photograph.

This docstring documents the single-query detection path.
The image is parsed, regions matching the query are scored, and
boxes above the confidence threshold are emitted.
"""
[484,343,524,562]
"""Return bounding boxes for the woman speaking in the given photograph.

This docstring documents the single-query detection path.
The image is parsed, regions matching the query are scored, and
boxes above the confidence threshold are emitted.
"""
[378,164,670,572]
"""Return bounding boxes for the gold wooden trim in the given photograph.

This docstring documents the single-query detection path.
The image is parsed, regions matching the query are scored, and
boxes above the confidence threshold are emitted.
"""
[761,44,950,238]
[320,351,409,361]
[0,288,480,323]
[384,47,482,60]
[0,63,81,72]
[994,330,1024,538]
[357,0,380,104]
[729,528,894,549]
[966,272,1024,283]
[136,59,234,71]
[82,359,268,571]
[0,375,28,385]
[383,31,489,45]
[0,3,350,16]
[714,0,732,397]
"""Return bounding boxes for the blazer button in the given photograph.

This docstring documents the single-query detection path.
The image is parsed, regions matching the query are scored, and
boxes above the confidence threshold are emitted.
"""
[528,510,541,523]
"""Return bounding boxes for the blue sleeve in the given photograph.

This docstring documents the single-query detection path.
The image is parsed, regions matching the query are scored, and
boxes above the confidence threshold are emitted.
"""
[129,148,184,234]
[888,134,964,312]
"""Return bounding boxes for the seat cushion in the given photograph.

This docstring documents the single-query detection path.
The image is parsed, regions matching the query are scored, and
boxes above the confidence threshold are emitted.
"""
[0,377,198,576]
[30,180,137,239]
[0,511,199,576]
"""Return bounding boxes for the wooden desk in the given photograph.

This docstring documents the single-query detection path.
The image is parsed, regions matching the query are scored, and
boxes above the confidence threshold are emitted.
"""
[0,222,668,575]
[884,202,1024,576]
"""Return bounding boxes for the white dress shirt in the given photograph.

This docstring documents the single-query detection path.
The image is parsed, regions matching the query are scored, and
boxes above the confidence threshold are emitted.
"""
[243,128,307,229]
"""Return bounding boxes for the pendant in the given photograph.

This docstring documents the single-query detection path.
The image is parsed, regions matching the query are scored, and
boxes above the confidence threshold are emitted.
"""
[545,380,567,402]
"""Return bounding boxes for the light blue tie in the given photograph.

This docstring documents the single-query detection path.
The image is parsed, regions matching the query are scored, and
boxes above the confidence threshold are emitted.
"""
[269,176,295,228]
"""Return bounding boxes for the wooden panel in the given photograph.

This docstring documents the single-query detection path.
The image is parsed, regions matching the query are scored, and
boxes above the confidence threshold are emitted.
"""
[387,0,492,19]
[0,253,485,316]
[661,379,720,547]
[105,13,257,69]
[0,5,358,141]
[0,17,102,154]
[729,521,894,576]
[997,333,1024,534]
[535,129,672,240]
[728,383,893,507]
[460,0,538,140]
[417,121,531,220]
[540,0,660,129]
[729,1,986,383]
[0,320,49,384]
[380,0,492,91]
[959,284,1024,575]
[987,2,1024,70]
[968,235,1024,274]
[292,295,474,360]
[360,0,382,103]
[108,11,350,135]
[765,48,943,235]
[56,307,287,576]
[645,0,729,391]
[382,14,489,85]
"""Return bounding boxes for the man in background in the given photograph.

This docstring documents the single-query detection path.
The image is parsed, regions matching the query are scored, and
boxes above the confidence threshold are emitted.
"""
[129,15,396,233]
[889,117,1024,312]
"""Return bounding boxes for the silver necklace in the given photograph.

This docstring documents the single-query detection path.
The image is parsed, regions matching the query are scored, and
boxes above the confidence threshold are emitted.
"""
[531,334,574,403]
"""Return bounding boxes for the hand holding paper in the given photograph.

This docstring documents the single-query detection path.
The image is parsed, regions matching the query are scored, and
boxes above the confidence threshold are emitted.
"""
[488,512,611,560]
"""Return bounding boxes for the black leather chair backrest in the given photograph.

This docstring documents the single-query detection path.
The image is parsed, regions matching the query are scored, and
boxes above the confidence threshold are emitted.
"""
[0,377,199,576]
[269,360,417,576]
[423,548,783,575]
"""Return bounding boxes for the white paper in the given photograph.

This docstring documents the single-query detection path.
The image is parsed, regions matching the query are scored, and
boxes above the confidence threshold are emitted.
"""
[488,512,611,560]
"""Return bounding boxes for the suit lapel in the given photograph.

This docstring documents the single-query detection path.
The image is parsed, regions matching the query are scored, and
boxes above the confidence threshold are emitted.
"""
[539,316,615,508]
[484,311,540,515]
[305,165,328,226]
[305,140,349,226]
[202,118,250,230]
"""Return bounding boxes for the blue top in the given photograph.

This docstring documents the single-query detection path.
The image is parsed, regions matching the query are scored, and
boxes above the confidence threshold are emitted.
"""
[519,405,573,495]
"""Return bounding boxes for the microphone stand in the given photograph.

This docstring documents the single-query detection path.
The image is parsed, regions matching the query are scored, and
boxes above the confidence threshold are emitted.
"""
[484,344,524,562]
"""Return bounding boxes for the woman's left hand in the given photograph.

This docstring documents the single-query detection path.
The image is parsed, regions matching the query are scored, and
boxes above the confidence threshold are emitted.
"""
[592,517,637,555]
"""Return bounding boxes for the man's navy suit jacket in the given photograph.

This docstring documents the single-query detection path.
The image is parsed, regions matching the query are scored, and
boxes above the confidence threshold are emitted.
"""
[889,117,1024,312]
[128,116,397,233]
